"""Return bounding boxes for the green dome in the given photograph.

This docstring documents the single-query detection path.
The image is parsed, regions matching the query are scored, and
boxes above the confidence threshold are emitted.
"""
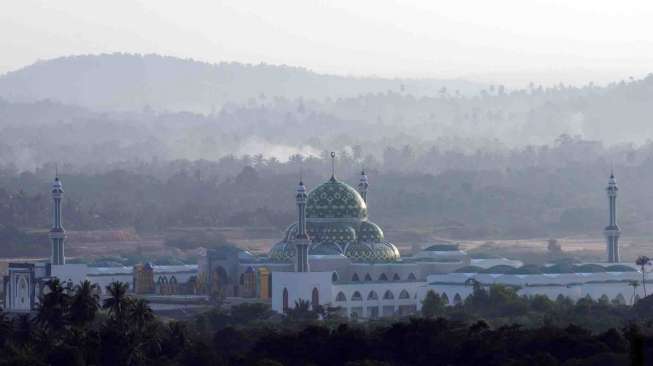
[344,241,400,262]
[268,176,400,263]
[305,177,367,220]
[359,221,384,242]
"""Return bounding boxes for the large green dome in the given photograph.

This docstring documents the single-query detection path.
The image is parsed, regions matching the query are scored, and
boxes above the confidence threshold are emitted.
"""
[269,176,400,263]
[305,177,367,220]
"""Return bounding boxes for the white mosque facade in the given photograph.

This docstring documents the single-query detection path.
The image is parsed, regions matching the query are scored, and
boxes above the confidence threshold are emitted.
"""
[2,163,647,318]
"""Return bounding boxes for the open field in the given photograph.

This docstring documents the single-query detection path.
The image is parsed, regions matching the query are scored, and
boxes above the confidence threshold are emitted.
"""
[3,227,651,265]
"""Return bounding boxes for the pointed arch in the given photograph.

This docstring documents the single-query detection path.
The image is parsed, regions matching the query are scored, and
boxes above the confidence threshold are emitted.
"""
[336,291,347,302]
[367,291,379,300]
[383,290,394,300]
[399,289,410,299]
[453,293,462,305]
[352,273,360,282]
[364,273,372,281]
[17,276,28,305]
[332,272,339,282]
[311,287,319,309]
[379,273,388,281]
[351,291,363,301]
[282,288,289,312]
[407,273,417,281]
[392,273,401,281]
[441,293,450,305]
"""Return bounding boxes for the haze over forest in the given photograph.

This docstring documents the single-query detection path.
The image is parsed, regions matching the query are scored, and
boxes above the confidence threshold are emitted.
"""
[1,53,653,251]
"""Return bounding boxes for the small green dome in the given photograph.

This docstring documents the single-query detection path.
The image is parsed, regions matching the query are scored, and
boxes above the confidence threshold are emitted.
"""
[306,177,367,220]
[310,222,357,245]
[344,241,400,262]
[359,221,384,242]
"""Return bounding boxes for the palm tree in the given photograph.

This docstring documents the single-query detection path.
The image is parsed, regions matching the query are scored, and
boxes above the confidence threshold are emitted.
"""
[464,278,482,293]
[286,299,318,321]
[103,281,130,322]
[35,278,70,333]
[0,308,13,348]
[69,280,99,327]
[629,280,641,304]
[636,256,650,296]
[129,298,154,331]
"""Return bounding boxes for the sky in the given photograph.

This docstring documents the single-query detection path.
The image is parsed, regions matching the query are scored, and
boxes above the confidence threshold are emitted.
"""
[2,0,653,87]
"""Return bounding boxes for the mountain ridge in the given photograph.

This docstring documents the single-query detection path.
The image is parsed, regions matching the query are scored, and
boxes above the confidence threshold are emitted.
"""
[0,53,486,113]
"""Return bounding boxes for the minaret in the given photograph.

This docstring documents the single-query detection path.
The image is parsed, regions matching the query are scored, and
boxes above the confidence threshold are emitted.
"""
[358,169,369,203]
[604,171,621,263]
[294,179,310,272]
[49,176,66,265]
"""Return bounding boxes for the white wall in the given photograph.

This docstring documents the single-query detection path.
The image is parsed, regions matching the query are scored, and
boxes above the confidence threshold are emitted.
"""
[332,281,425,318]
[423,272,645,306]
[272,271,333,313]
[51,264,88,285]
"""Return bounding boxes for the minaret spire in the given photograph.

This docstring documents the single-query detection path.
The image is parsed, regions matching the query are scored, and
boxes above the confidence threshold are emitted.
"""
[49,175,66,265]
[330,152,336,181]
[604,170,620,263]
[294,179,310,272]
[358,168,369,204]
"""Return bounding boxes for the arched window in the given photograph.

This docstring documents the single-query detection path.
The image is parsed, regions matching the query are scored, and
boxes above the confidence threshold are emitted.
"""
[379,273,388,281]
[352,273,360,282]
[18,277,28,305]
[441,293,450,305]
[453,293,462,305]
[367,291,379,300]
[283,288,289,312]
[169,276,178,295]
[211,266,229,290]
[399,289,410,299]
[364,273,372,281]
[332,272,339,282]
[311,288,320,309]
[407,273,417,281]
[392,273,401,281]
[242,267,256,293]
[336,292,347,302]
[351,291,363,301]
[383,290,394,300]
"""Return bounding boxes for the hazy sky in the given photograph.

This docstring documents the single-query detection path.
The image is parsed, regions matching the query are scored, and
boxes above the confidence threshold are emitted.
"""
[2,0,652,86]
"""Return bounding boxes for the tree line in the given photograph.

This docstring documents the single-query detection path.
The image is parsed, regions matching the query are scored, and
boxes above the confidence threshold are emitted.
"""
[4,278,653,365]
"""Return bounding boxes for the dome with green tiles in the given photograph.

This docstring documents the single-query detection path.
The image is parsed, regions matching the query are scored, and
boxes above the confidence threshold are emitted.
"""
[269,175,400,263]
[305,177,368,220]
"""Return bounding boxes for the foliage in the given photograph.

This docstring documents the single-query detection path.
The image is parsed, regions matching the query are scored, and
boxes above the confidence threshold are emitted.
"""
[421,290,445,318]
[6,279,653,365]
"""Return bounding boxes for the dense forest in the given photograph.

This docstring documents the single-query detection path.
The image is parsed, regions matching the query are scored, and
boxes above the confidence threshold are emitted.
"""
[4,279,653,365]
[3,136,653,249]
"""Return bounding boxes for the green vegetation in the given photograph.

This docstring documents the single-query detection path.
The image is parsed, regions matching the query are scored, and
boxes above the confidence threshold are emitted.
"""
[4,280,653,365]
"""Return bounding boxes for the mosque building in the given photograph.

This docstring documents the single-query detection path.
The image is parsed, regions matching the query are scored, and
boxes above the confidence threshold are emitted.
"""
[1,160,647,318]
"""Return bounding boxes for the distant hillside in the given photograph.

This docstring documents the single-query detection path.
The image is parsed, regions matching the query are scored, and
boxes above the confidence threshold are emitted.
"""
[0,54,485,113]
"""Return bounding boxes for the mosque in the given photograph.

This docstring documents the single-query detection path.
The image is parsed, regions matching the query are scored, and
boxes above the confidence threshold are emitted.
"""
[2,157,646,318]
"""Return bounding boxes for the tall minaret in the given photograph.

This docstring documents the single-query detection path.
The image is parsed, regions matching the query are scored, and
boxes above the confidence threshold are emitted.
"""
[49,176,66,265]
[358,169,369,203]
[294,179,310,272]
[604,171,621,263]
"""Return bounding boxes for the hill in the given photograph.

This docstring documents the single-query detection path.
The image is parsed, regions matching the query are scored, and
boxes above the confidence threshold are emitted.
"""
[0,53,485,113]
